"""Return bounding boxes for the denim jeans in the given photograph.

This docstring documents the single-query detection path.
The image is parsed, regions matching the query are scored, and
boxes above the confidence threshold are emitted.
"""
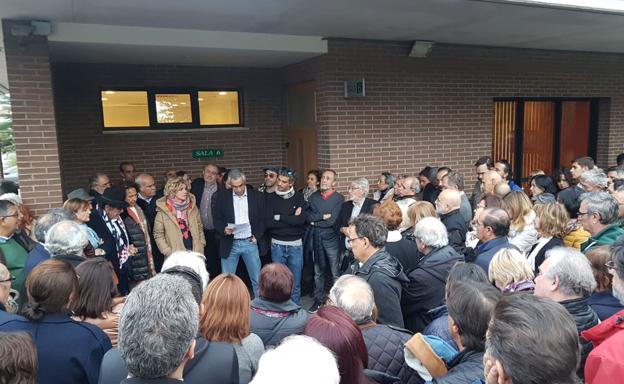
[271,242,303,304]
[313,229,341,302]
[221,239,261,297]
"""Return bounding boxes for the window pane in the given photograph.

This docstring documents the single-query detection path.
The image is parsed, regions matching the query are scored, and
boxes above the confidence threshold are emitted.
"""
[101,91,149,128]
[198,91,240,125]
[155,94,193,124]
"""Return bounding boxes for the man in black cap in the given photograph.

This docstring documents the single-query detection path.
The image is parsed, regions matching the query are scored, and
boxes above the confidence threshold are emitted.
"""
[87,187,136,295]
[258,166,279,194]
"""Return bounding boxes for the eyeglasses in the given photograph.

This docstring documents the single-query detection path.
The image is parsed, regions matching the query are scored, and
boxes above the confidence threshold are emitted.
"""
[577,211,590,217]
[347,236,364,244]
[0,214,19,219]
[606,260,620,271]
[0,276,15,283]
[264,173,277,178]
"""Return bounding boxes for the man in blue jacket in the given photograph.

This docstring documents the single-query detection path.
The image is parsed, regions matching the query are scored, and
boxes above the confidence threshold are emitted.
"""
[472,208,516,274]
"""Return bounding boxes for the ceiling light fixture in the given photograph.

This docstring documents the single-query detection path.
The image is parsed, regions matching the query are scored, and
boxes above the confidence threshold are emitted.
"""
[218,92,228,96]
[101,97,108,101]
[198,98,204,101]
[104,91,115,95]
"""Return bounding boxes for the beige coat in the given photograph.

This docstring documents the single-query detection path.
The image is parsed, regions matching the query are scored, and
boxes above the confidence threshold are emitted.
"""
[153,195,205,257]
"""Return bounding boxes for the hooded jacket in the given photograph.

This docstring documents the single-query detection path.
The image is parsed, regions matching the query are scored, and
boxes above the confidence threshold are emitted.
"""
[402,245,464,333]
[249,297,309,347]
[582,309,624,383]
[349,248,409,328]
[561,296,600,380]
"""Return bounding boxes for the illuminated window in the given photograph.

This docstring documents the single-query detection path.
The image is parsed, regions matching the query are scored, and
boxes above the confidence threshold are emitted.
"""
[198,91,240,126]
[155,94,193,124]
[101,91,149,128]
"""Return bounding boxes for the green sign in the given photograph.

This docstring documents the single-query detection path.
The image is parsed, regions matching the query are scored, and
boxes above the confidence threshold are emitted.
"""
[192,149,224,159]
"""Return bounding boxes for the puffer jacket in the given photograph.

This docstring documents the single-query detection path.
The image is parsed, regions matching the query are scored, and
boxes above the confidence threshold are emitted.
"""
[581,309,624,383]
[348,248,409,328]
[249,297,309,347]
[433,350,484,384]
[561,296,600,380]
[563,221,590,250]
[359,322,421,384]
[122,210,150,282]
[423,305,455,347]
[402,245,464,332]
[153,195,205,257]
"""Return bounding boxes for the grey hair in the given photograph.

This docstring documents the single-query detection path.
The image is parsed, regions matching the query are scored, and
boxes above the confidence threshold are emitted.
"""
[35,208,75,243]
[0,200,15,217]
[381,172,396,188]
[119,274,198,379]
[44,220,88,257]
[251,335,340,384]
[581,191,619,225]
[88,172,108,188]
[351,177,370,196]
[413,217,449,248]
[349,214,388,248]
[162,250,209,290]
[329,275,374,324]
[580,168,609,189]
[228,168,246,182]
[544,247,597,297]
[405,177,421,194]
[0,263,8,280]
[445,171,465,191]
[134,173,153,186]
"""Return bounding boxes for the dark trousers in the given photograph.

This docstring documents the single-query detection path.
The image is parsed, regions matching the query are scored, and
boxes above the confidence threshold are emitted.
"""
[203,229,221,279]
[313,229,341,302]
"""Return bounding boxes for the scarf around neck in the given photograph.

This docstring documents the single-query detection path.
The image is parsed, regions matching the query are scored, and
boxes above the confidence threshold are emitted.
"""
[276,187,295,199]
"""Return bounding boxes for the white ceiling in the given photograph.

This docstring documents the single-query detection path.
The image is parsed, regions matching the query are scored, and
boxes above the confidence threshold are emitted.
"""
[1,0,624,90]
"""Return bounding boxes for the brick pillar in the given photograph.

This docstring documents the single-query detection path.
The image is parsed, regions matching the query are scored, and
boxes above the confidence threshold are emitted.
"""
[2,20,63,216]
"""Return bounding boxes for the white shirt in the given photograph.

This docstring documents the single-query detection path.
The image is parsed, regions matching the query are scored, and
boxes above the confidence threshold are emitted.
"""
[526,236,552,271]
[233,188,252,239]
[345,199,365,249]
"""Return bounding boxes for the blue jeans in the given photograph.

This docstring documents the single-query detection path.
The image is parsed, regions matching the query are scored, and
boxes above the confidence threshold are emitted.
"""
[271,242,303,304]
[313,229,341,302]
[221,239,261,297]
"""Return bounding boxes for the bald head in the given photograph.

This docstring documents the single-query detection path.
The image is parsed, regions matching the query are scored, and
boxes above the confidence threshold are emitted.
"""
[483,170,503,195]
[402,176,419,197]
[478,207,511,243]
[494,182,512,198]
[437,188,461,215]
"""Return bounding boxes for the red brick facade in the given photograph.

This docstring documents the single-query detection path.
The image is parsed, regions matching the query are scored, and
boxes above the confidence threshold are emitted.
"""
[3,20,64,216]
[4,26,624,210]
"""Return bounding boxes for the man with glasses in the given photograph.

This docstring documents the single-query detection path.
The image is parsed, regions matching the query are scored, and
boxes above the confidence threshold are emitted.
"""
[0,263,21,322]
[579,192,624,253]
[191,164,223,278]
[472,207,516,274]
[265,167,307,304]
[259,166,279,194]
[583,237,624,382]
[88,173,111,199]
[345,214,407,328]
[0,200,30,295]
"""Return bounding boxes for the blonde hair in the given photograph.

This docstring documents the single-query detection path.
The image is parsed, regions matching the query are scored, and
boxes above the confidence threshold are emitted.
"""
[534,203,569,237]
[163,177,188,199]
[199,274,250,344]
[502,191,533,231]
[407,201,436,227]
[489,248,534,288]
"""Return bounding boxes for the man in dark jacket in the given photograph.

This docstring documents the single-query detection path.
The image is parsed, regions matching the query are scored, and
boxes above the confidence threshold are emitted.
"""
[534,246,599,380]
[335,177,378,267]
[431,281,501,384]
[330,274,420,384]
[346,214,408,328]
[213,169,266,297]
[472,207,516,274]
[306,170,344,312]
[191,164,223,279]
[265,168,307,304]
[136,173,164,272]
[436,189,467,255]
[402,217,464,333]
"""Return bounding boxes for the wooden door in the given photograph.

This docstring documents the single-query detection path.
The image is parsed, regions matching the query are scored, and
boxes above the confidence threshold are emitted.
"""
[285,82,318,188]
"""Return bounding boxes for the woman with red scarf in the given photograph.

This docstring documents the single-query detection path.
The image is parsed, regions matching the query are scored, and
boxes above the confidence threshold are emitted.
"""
[153,177,205,258]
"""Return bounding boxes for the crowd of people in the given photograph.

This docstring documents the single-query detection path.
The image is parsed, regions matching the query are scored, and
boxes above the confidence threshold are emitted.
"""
[1,154,624,383]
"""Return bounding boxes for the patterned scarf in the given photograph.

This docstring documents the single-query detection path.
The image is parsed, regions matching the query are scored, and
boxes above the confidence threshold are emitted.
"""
[100,205,130,267]
[167,197,192,241]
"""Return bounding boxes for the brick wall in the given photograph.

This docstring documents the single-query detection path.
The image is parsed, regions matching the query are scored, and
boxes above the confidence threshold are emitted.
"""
[303,39,624,193]
[2,20,64,216]
[52,63,286,192]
